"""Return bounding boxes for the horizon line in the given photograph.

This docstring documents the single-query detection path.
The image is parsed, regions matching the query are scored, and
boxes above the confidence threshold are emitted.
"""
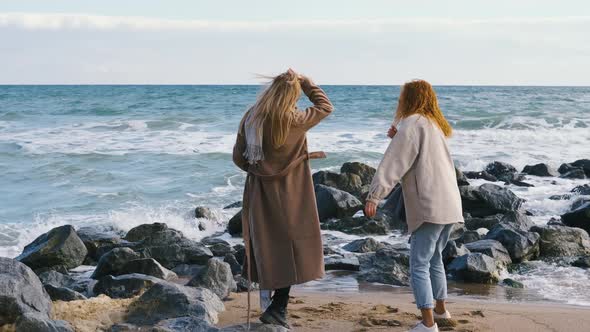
[1,83,589,88]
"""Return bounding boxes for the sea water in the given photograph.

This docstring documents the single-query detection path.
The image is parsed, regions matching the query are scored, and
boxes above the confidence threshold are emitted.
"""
[1,85,589,305]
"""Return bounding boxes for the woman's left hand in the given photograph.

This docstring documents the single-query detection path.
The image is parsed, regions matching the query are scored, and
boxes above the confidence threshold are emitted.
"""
[364,201,377,218]
[387,125,398,138]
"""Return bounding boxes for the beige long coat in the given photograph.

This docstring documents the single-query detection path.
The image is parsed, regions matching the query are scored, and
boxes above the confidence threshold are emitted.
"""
[232,81,333,290]
[367,114,464,233]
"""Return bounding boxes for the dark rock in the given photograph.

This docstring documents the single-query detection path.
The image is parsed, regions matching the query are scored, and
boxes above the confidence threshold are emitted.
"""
[223,253,242,275]
[449,223,467,242]
[44,284,86,301]
[547,218,563,226]
[15,313,73,332]
[187,259,237,299]
[558,163,577,174]
[0,257,52,325]
[126,282,224,325]
[321,216,389,235]
[155,316,219,332]
[208,242,234,257]
[522,163,557,177]
[499,212,534,231]
[506,180,534,187]
[464,214,503,230]
[357,247,410,286]
[77,225,125,265]
[460,184,524,217]
[313,170,364,196]
[463,171,498,182]
[93,273,162,298]
[38,270,76,288]
[379,186,407,231]
[549,194,572,200]
[502,278,524,288]
[572,198,590,211]
[119,258,178,280]
[485,161,519,182]
[571,184,590,195]
[560,169,586,179]
[315,184,363,222]
[442,241,470,265]
[232,244,245,265]
[227,211,242,237]
[572,256,590,268]
[124,223,169,242]
[485,223,540,262]
[312,170,342,189]
[221,323,288,332]
[92,247,140,279]
[457,230,482,244]
[172,264,205,277]
[455,168,470,186]
[201,238,231,246]
[571,159,590,176]
[17,225,88,271]
[342,238,384,253]
[561,202,590,234]
[464,239,512,266]
[341,162,376,185]
[195,206,215,219]
[447,253,500,283]
[530,225,590,257]
[324,255,360,271]
[234,275,258,293]
[223,201,242,209]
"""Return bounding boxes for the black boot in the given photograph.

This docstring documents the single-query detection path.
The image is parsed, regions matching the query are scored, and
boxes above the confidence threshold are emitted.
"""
[260,287,291,329]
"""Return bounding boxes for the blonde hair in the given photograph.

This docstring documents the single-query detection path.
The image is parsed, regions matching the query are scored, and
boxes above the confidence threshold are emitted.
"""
[240,70,301,148]
[395,79,452,137]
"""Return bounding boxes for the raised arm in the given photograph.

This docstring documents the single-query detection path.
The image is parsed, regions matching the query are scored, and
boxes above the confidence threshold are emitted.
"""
[293,77,334,130]
[366,123,420,205]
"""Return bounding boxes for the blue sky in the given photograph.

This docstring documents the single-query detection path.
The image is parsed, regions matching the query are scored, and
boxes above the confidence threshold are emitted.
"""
[1,1,589,84]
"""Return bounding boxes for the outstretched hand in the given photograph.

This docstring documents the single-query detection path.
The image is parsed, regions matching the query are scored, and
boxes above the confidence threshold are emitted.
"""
[364,201,377,218]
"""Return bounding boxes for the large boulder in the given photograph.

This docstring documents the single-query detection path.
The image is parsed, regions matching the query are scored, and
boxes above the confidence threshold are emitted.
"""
[187,259,237,299]
[498,212,534,231]
[124,223,213,269]
[92,247,140,279]
[560,169,586,179]
[463,170,498,182]
[342,237,384,253]
[15,312,73,332]
[77,225,125,265]
[313,170,363,196]
[572,256,590,268]
[0,257,52,325]
[324,255,360,271]
[227,211,242,237]
[315,184,363,222]
[379,186,407,231]
[195,206,215,220]
[447,253,500,283]
[571,159,590,177]
[321,216,389,235]
[530,225,590,257]
[561,202,590,234]
[442,241,470,265]
[93,273,162,298]
[571,184,590,195]
[357,247,410,286]
[522,163,557,177]
[155,316,220,332]
[485,223,540,262]
[464,214,503,230]
[460,184,524,217]
[485,161,519,182]
[340,162,376,185]
[43,284,87,302]
[221,323,288,332]
[464,239,512,267]
[118,258,178,280]
[126,282,224,326]
[16,225,88,271]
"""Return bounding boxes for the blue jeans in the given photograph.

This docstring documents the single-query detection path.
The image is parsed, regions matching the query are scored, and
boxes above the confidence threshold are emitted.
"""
[410,222,455,309]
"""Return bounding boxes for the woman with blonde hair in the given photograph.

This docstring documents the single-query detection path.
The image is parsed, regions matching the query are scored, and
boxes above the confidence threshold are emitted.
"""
[365,80,463,332]
[232,69,333,328]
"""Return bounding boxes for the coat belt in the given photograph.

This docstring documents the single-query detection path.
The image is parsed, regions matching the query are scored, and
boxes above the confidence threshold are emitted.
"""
[247,151,326,180]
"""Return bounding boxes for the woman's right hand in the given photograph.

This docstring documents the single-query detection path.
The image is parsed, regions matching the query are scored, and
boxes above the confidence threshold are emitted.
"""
[387,125,398,138]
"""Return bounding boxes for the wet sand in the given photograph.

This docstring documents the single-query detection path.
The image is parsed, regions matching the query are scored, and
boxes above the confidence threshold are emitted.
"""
[217,290,589,332]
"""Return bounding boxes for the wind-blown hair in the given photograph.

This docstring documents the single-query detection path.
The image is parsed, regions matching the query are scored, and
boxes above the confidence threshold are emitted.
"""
[240,70,301,148]
[395,79,452,137]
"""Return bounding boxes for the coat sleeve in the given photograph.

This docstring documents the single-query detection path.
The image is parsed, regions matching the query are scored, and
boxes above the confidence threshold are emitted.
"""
[293,80,334,130]
[366,123,419,204]
[232,131,249,172]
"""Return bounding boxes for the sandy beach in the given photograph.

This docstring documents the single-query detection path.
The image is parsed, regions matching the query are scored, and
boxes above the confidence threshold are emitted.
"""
[217,290,590,332]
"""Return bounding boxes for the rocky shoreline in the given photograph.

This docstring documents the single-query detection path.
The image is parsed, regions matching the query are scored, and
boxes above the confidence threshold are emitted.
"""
[1,159,589,331]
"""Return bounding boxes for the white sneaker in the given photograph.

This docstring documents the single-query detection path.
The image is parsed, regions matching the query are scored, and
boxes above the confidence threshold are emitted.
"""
[433,310,452,319]
[408,322,439,332]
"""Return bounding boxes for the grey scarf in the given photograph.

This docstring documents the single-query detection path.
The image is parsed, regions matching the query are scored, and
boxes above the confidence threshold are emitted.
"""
[243,109,265,164]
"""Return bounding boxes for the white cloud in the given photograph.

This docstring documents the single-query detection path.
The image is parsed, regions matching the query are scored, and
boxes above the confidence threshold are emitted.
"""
[1,12,590,31]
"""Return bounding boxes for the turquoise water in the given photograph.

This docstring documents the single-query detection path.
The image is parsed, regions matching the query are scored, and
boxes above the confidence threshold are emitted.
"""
[1,85,589,305]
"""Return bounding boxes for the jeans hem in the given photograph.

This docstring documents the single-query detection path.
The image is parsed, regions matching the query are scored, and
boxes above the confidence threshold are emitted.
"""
[417,304,435,310]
